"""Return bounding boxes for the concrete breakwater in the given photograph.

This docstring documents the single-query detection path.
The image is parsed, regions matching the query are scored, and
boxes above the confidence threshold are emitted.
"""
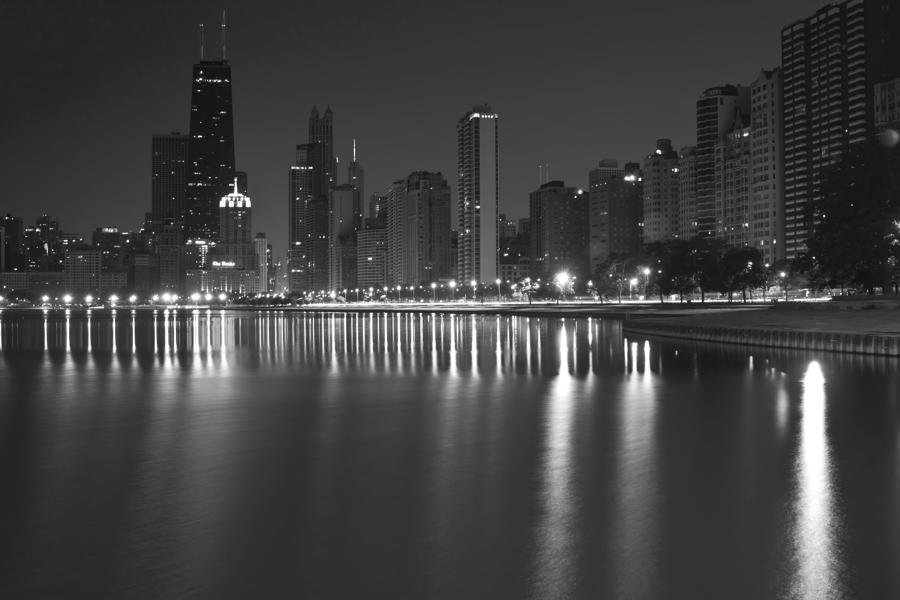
[623,320,900,357]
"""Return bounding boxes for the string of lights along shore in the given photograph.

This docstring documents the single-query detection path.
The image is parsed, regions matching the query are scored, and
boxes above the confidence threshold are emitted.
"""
[1,0,899,304]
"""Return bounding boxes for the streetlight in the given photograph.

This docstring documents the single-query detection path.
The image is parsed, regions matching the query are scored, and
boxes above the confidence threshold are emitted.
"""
[431,281,437,302]
[109,294,119,306]
[495,278,501,301]
[554,271,570,304]
[629,277,638,300]
[129,294,138,304]
[397,285,403,302]
[470,279,477,301]
[85,294,94,305]
[449,280,457,301]
[779,271,788,301]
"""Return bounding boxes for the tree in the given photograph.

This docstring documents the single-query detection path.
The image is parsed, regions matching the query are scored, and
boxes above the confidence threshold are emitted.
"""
[645,240,695,302]
[804,141,900,293]
[692,236,727,302]
[720,246,766,302]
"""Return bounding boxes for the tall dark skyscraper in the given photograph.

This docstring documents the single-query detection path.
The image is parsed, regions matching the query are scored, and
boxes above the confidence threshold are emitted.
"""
[309,107,336,197]
[184,17,236,246]
[781,0,900,259]
[457,105,500,284]
[151,132,189,225]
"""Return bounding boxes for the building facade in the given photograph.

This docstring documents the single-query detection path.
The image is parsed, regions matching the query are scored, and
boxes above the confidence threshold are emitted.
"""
[456,105,500,284]
[642,139,681,243]
[529,180,588,279]
[151,132,189,226]
[589,162,643,275]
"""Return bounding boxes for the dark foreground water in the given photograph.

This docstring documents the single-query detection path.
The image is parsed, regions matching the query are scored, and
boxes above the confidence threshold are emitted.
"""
[0,309,898,599]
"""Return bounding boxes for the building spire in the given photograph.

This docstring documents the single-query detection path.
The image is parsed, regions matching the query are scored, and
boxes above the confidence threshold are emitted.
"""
[221,9,227,60]
[199,23,205,60]
[233,176,239,195]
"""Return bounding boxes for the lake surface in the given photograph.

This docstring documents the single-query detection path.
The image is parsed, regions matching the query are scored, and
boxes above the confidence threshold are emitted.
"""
[0,308,898,598]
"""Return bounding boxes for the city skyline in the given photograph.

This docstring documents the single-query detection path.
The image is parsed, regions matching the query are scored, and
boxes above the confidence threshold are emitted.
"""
[1,0,828,256]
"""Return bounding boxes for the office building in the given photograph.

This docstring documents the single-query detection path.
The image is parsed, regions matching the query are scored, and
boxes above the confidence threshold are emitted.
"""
[217,177,254,271]
[328,184,359,291]
[456,104,500,283]
[184,17,236,245]
[748,68,785,262]
[678,146,698,239]
[151,132,189,226]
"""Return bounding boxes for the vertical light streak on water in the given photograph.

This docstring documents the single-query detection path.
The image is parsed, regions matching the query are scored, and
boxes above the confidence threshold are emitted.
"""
[525,318,531,373]
[532,321,578,598]
[131,312,136,354]
[86,311,92,353]
[470,315,478,374]
[163,310,170,355]
[111,310,117,354]
[613,338,658,598]
[448,314,458,377]
[43,312,48,351]
[65,310,70,353]
[496,315,502,375]
[193,311,201,359]
[220,310,227,368]
[791,361,842,599]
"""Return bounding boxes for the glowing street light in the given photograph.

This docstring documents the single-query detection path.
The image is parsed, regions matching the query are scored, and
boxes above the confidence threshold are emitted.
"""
[190,292,201,304]
[109,294,119,306]
[129,295,138,304]
[431,281,437,302]
[449,280,457,301]
[629,277,638,300]
[85,294,94,305]
[470,279,477,301]
[495,278,501,300]
[41,295,50,304]
[218,293,227,302]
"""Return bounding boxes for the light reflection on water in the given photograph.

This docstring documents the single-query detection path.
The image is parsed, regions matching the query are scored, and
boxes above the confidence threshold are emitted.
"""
[793,361,842,599]
[0,309,898,598]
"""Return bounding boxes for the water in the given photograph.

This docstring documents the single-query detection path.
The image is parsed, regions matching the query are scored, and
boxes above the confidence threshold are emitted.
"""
[0,308,898,599]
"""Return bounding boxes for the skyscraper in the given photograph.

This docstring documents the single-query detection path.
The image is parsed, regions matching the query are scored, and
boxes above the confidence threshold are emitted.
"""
[184,17,236,246]
[642,139,681,243]
[217,177,254,271]
[151,132,189,226]
[677,147,698,239]
[309,107,336,198]
[748,68,784,263]
[457,105,500,284]
[348,139,365,202]
[781,0,900,259]
[402,171,452,285]
[695,85,750,238]
[288,143,316,292]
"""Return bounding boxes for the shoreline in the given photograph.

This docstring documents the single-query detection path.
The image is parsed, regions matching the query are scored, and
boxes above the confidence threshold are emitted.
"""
[4,301,899,356]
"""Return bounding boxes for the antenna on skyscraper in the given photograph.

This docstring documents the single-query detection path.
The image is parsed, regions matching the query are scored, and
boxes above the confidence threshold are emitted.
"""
[353,139,357,162]
[199,23,205,60]
[538,165,542,185]
[221,9,227,60]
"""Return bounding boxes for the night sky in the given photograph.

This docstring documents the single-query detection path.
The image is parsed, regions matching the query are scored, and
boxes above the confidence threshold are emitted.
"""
[1,0,826,256]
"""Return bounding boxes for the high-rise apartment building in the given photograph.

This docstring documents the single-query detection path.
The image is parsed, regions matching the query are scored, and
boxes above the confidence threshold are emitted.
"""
[0,214,24,272]
[151,133,189,226]
[529,181,588,279]
[695,85,750,238]
[456,105,500,284]
[781,0,900,259]
[357,225,387,290]
[678,146,698,239]
[589,162,643,274]
[288,143,316,292]
[184,18,236,246]
[749,68,784,263]
[715,111,752,248]
[642,139,681,243]
[402,171,452,286]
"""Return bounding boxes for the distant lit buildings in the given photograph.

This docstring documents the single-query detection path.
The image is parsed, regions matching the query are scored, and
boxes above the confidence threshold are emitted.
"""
[589,161,643,274]
[875,77,900,131]
[642,139,681,243]
[456,105,500,283]
[529,180,588,279]
[328,184,359,291]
